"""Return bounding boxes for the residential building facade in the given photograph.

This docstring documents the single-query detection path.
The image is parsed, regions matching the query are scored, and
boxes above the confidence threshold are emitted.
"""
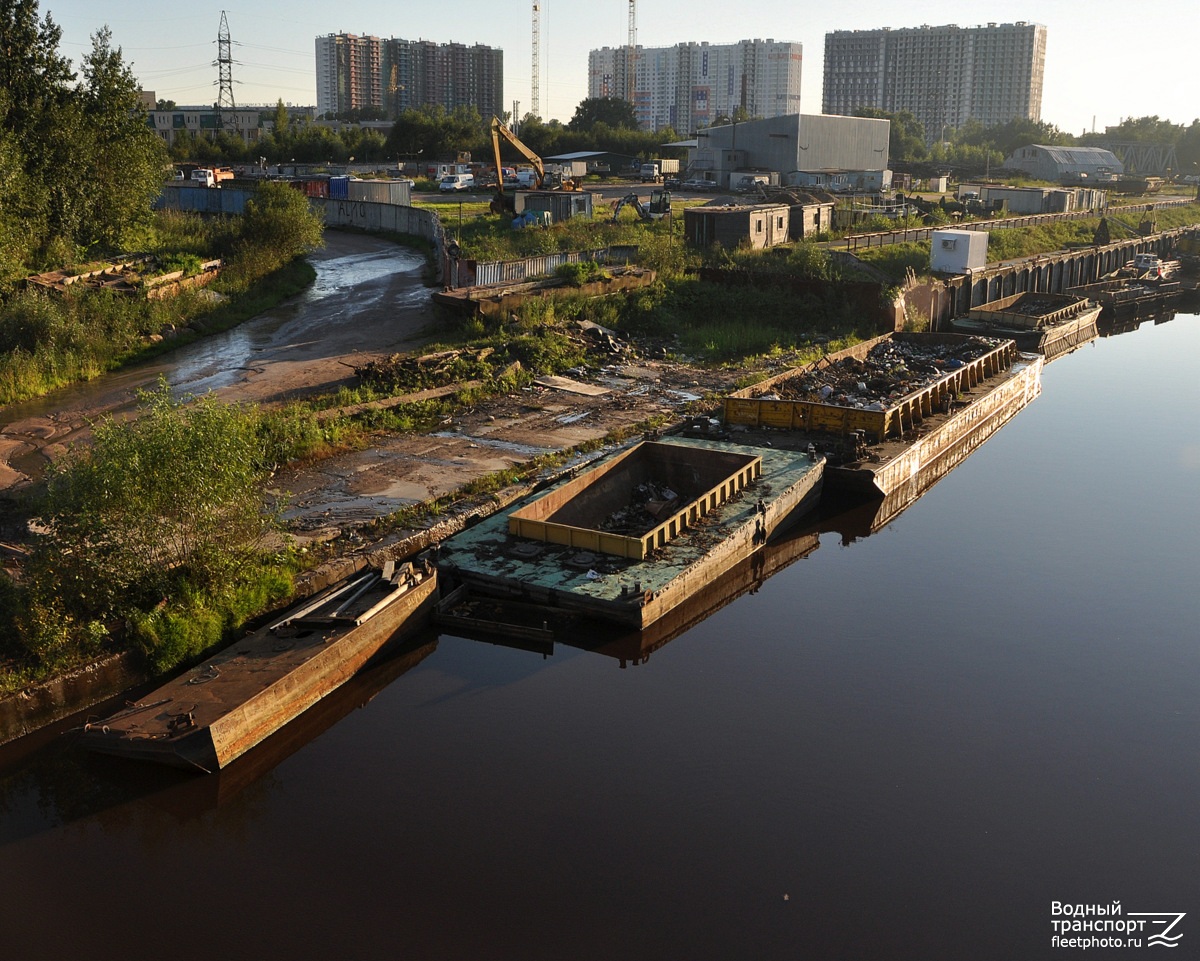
[588,38,802,133]
[822,22,1046,141]
[316,33,503,120]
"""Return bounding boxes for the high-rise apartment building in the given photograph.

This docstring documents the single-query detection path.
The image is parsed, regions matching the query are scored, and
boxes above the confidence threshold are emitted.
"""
[316,34,385,118]
[588,39,802,133]
[822,22,1046,141]
[316,34,503,120]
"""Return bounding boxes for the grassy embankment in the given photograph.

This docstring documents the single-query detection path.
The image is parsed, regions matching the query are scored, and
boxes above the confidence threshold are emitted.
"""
[854,202,1200,281]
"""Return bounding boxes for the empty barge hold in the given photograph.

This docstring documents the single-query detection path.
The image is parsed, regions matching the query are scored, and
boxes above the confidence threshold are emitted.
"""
[79,561,437,772]
[722,332,1044,497]
[434,437,824,629]
[949,291,1101,360]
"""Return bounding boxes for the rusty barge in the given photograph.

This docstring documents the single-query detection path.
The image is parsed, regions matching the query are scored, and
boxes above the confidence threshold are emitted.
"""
[721,332,1044,497]
[434,437,824,629]
[949,291,1101,360]
[78,561,437,772]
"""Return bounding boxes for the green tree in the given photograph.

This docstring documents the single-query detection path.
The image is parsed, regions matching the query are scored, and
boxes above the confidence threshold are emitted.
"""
[272,98,290,137]
[74,27,168,251]
[854,107,927,162]
[569,97,639,131]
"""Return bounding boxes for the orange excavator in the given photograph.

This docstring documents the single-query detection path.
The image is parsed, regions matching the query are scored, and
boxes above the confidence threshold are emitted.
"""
[488,116,579,215]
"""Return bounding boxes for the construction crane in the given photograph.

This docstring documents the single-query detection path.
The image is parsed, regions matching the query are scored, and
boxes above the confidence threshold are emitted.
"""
[625,0,637,103]
[531,2,541,118]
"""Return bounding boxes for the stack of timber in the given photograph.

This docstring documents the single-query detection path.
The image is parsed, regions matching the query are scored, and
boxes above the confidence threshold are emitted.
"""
[78,561,437,772]
[949,291,1101,359]
[722,332,1044,497]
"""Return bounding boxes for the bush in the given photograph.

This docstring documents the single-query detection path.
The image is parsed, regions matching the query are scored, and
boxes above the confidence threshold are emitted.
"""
[555,260,609,285]
[33,378,281,622]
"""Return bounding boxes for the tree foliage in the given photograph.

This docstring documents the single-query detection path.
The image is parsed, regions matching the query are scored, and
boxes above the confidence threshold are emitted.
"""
[218,180,325,287]
[569,97,639,131]
[32,379,280,625]
[0,1,167,281]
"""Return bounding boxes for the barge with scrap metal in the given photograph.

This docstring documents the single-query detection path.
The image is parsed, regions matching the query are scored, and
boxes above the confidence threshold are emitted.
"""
[721,332,1043,497]
[434,436,824,629]
[78,560,436,772]
[948,291,1101,360]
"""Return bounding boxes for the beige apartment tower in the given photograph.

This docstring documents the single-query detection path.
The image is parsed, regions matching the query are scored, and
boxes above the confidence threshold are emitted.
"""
[822,22,1046,141]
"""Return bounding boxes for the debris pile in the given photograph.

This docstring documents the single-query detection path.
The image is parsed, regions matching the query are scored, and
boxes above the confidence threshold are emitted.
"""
[355,348,495,391]
[598,480,684,536]
[756,336,1002,410]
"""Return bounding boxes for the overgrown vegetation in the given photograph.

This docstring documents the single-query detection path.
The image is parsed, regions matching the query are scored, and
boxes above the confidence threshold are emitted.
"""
[0,184,323,405]
[4,382,293,684]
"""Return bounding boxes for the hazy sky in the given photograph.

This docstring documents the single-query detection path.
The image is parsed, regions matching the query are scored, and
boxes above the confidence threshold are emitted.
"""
[43,0,1198,136]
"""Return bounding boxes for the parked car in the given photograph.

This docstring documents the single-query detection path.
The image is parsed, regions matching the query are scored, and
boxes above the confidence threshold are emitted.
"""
[682,178,714,192]
[439,173,475,192]
[663,176,682,190]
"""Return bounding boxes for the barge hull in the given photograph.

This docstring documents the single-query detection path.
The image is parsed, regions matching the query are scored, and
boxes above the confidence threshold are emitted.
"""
[80,568,437,772]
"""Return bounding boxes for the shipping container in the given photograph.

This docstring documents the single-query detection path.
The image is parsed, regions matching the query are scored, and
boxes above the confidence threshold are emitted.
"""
[347,179,411,205]
[329,176,351,200]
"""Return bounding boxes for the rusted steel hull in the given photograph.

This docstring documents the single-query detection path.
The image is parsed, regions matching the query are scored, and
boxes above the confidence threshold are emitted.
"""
[951,303,1100,360]
[721,333,1043,499]
[79,565,437,772]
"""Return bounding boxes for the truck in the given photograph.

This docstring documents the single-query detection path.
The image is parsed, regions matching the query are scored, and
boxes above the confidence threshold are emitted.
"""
[640,159,680,183]
[189,166,234,188]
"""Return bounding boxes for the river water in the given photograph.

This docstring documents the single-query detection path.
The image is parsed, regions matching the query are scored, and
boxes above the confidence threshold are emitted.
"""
[1,308,1197,961]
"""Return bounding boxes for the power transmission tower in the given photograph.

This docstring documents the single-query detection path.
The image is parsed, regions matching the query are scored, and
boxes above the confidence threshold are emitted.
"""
[626,0,637,103]
[531,2,541,118]
[215,11,237,131]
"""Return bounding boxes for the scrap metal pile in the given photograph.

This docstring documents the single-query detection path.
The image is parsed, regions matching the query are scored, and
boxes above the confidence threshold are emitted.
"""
[755,336,1003,410]
[598,480,684,536]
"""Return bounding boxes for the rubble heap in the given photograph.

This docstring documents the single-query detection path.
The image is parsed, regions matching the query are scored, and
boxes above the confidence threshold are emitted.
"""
[756,336,1003,410]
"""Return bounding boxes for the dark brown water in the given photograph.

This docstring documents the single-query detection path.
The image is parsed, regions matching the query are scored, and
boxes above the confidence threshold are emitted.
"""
[2,309,1198,961]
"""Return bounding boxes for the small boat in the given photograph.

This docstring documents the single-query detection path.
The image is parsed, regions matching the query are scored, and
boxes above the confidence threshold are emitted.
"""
[949,291,1101,359]
[79,560,437,772]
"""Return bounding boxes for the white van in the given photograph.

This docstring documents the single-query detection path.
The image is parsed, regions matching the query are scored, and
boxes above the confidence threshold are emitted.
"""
[439,173,475,192]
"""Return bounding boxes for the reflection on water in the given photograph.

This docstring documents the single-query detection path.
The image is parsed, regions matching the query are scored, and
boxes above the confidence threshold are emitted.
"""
[0,634,436,837]
[2,308,1198,961]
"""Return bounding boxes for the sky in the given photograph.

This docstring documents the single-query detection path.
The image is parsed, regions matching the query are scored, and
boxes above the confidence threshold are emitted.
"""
[42,0,1199,137]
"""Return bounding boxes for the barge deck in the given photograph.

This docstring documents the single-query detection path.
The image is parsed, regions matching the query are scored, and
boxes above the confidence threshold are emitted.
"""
[949,291,1101,360]
[79,561,437,772]
[434,437,824,629]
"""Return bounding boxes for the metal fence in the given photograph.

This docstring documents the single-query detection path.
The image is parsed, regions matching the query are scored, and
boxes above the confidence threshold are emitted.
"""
[466,249,611,288]
[840,199,1196,252]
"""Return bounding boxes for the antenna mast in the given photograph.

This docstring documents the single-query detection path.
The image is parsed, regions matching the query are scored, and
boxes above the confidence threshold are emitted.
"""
[215,11,236,130]
[531,2,541,118]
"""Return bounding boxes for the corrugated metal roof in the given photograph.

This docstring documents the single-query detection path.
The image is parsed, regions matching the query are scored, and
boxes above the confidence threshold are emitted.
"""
[1029,145,1122,167]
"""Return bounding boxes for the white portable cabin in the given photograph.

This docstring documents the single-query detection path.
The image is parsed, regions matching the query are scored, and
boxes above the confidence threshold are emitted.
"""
[930,229,988,274]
